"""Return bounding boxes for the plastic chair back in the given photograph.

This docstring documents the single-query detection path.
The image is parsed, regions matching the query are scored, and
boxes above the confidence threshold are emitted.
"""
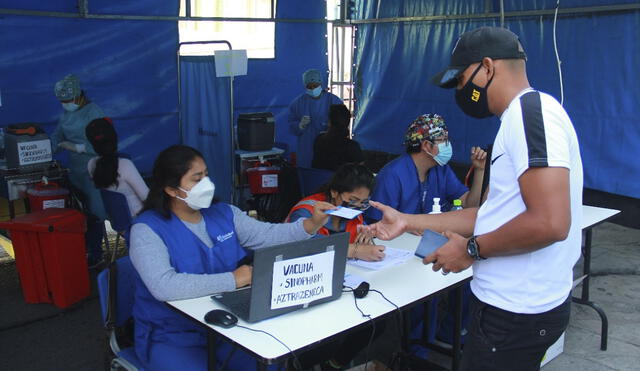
[97,256,145,370]
[97,256,136,328]
[100,189,133,234]
[297,167,334,197]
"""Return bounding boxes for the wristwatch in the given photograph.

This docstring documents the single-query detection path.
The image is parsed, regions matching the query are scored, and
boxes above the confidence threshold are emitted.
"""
[467,236,486,261]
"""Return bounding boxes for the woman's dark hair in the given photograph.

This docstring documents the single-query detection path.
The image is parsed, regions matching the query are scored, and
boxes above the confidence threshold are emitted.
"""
[86,118,119,188]
[319,163,375,200]
[327,104,351,138]
[141,145,205,219]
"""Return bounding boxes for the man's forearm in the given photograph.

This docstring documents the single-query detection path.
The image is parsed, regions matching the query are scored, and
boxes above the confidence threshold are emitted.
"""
[407,207,478,237]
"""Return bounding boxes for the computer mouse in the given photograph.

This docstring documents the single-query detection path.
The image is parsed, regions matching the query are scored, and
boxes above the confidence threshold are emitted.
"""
[204,309,238,328]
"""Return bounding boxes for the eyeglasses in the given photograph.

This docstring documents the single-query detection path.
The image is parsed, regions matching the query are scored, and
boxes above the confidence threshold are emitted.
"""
[342,198,371,211]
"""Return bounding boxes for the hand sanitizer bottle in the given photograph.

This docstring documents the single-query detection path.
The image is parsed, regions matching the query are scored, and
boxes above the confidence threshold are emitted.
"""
[430,197,442,214]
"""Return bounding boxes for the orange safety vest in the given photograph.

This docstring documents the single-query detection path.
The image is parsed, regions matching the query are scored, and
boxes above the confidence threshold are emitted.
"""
[286,192,362,244]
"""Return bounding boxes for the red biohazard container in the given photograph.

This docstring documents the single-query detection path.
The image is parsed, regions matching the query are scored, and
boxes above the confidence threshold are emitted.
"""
[0,209,89,308]
[26,181,70,211]
[246,163,280,194]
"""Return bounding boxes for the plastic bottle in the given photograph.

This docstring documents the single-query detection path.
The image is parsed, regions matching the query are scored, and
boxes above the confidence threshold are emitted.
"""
[429,197,442,214]
[451,199,463,211]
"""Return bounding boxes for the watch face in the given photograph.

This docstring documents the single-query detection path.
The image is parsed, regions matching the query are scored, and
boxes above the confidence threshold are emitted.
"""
[467,238,478,259]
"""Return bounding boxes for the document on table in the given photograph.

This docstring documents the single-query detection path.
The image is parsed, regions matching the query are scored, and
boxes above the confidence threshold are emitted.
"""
[348,247,413,270]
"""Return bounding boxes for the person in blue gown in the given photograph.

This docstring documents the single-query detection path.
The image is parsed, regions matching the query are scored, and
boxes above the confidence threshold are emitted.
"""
[52,74,107,266]
[288,69,343,168]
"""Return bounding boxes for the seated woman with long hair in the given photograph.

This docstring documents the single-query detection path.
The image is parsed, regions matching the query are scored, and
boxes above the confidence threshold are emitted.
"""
[86,118,149,216]
[128,145,332,371]
[287,163,385,262]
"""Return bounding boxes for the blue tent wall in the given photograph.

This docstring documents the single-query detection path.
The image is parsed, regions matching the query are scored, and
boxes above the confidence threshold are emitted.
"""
[234,0,329,159]
[0,2,179,173]
[353,0,640,198]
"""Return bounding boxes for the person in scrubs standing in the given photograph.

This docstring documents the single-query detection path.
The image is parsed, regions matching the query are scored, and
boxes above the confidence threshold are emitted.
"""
[288,68,343,168]
[52,74,107,267]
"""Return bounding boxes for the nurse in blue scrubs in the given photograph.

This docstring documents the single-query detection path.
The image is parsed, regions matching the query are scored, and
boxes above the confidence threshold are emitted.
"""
[366,113,486,221]
[365,113,486,356]
[288,69,343,168]
[52,74,107,266]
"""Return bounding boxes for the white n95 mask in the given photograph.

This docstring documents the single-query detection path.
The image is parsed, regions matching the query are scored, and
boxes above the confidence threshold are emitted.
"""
[177,176,215,210]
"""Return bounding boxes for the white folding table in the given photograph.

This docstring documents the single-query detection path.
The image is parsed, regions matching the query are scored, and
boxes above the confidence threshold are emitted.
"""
[168,232,472,370]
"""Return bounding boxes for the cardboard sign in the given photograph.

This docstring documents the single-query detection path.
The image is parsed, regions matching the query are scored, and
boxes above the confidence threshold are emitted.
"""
[18,139,52,165]
[271,250,334,310]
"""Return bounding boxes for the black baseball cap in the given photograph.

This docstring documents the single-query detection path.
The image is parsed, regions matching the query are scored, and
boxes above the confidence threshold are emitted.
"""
[431,27,527,89]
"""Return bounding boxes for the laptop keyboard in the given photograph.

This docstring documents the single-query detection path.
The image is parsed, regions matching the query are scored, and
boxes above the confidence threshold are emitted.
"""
[216,288,252,319]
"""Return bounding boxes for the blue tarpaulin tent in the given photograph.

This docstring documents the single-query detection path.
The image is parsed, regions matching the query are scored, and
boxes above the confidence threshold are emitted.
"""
[0,0,638,202]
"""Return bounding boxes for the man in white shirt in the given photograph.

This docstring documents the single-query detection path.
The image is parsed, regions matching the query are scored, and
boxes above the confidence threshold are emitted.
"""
[365,27,583,370]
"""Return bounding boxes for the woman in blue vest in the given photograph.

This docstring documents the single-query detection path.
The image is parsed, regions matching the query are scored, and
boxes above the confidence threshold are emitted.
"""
[129,145,333,371]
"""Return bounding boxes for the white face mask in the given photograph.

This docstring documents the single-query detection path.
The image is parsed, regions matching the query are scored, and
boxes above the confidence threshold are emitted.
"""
[62,102,80,112]
[176,176,215,210]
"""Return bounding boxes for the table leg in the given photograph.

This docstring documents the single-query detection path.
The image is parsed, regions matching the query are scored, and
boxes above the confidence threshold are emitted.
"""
[572,228,608,351]
[256,360,267,371]
[208,332,217,371]
[452,285,462,371]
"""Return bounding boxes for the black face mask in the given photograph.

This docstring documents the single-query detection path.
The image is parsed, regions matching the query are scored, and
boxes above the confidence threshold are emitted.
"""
[455,64,494,119]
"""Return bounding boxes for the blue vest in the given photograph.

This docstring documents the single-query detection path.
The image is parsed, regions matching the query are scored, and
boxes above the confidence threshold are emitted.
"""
[132,203,247,366]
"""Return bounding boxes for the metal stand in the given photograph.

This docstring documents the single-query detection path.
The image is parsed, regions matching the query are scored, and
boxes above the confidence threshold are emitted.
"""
[572,228,608,350]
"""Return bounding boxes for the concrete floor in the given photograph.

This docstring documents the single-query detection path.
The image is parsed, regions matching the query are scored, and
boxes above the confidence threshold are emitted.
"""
[0,221,638,370]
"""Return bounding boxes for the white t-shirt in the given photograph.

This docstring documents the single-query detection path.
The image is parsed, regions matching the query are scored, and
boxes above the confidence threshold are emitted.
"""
[88,157,149,216]
[471,89,583,314]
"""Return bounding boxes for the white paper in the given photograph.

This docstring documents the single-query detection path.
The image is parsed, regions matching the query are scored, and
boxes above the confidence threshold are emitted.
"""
[271,250,334,310]
[18,139,52,165]
[348,247,412,270]
[326,206,362,220]
[214,50,248,77]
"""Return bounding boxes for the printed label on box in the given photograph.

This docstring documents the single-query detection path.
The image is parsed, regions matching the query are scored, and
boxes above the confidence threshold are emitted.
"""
[18,139,52,165]
[43,199,65,209]
[262,174,278,188]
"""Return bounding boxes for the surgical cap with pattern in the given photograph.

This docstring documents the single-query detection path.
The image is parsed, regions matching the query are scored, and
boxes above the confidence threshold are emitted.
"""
[403,114,448,150]
[54,74,81,101]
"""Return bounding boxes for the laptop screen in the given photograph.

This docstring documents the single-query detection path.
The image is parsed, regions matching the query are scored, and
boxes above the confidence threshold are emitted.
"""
[216,232,350,322]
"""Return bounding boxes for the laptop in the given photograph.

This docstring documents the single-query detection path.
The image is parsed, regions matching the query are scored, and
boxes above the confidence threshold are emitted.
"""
[212,232,349,323]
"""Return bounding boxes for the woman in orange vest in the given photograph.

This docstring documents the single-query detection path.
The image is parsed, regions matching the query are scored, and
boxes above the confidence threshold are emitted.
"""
[287,163,386,261]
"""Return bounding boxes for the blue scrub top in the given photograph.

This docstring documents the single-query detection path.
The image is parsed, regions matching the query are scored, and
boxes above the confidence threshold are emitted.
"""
[366,154,468,221]
[288,91,342,168]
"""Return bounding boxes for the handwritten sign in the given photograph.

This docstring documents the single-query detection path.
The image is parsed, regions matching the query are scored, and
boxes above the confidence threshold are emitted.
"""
[18,139,52,165]
[271,250,334,310]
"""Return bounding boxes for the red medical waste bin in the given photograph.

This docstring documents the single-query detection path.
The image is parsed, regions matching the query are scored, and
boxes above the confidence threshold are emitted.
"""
[246,163,280,194]
[0,208,89,308]
[27,181,70,211]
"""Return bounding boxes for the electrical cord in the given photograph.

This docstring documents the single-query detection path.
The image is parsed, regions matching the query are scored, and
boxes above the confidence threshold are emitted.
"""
[235,324,303,371]
[343,286,376,371]
[553,0,564,105]
[369,288,405,370]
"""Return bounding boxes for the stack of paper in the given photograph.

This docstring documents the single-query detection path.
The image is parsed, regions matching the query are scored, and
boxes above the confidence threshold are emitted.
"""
[348,247,413,270]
